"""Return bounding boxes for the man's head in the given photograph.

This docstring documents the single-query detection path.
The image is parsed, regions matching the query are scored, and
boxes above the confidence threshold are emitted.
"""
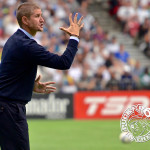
[16,2,44,36]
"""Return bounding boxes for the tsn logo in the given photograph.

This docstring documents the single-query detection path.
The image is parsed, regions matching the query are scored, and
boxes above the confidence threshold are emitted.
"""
[84,96,150,116]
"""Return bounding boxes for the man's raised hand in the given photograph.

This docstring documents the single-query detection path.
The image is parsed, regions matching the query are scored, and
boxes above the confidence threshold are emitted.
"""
[59,13,84,37]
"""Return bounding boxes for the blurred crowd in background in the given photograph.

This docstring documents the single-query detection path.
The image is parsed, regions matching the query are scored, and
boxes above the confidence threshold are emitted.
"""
[108,0,150,57]
[0,0,150,93]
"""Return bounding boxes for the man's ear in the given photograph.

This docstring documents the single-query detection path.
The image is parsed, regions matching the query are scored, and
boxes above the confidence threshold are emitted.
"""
[22,16,29,26]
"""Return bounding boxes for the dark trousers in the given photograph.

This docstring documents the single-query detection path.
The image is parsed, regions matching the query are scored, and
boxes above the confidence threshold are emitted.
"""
[0,101,30,150]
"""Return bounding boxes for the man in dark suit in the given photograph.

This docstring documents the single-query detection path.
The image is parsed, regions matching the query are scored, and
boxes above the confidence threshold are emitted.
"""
[0,2,83,150]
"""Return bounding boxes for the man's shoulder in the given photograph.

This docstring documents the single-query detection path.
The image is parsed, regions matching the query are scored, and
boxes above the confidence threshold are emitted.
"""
[7,29,29,43]
[14,29,37,45]
[4,29,37,51]
[13,29,30,40]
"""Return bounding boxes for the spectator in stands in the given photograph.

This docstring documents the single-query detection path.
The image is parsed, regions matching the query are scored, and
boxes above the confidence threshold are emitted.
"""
[103,31,111,44]
[136,4,149,25]
[3,14,19,36]
[61,70,78,93]
[40,32,50,49]
[115,44,130,64]
[138,0,150,8]
[142,29,150,57]
[75,48,85,64]
[117,0,136,30]
[80,30,93,51]
[107,36,120,54]
[68,60,82,82]
[93,41,110,66]
[106,69,120,90]
[124,15,140,37]
[93,25,104,42]
[105,53,114,68]
[94,65,111,90]
[81,9,95,32]
[67,0,80,13]
[136,18,150,45]
[140,66,150,89]
[120,65,137,90]
[48,35,61,54]
[85,50,104,73]
[131,60,143,88]
[0,33,9,47]
[99,42,110,61]
[77,66,95,91]
[108,0,121,17]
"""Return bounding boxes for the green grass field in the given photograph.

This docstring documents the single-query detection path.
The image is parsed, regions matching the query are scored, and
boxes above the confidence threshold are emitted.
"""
[28,119,150,150]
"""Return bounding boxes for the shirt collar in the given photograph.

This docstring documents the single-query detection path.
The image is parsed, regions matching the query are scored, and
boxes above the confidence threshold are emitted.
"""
[19,28,34,39]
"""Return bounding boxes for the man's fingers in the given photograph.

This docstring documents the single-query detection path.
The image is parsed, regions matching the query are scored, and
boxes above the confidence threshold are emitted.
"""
[59,27,71,35]
[60,13,83,36]
[69,13,73,25]
[43,89,56,94]
[59,27,66,31]
[77,16,83,26]
[40,88,56,93]
[35,75,41,82]
[59,27,68,33]
[80,23,84,29]
[74,13,78,24]
[46,86,56,90]
[45,81,56,85]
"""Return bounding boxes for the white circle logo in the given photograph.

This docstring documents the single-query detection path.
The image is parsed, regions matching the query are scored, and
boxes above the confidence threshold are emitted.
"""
[120,104,150,142]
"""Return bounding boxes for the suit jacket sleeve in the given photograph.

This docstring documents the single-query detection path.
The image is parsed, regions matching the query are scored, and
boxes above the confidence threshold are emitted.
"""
[26,39,78,70]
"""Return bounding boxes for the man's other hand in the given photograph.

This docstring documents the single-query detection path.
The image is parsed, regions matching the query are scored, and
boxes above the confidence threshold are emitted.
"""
[33,75,56,94]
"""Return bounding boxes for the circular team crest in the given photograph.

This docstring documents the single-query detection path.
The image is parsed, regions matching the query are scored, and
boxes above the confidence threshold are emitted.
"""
[120,104,150,142]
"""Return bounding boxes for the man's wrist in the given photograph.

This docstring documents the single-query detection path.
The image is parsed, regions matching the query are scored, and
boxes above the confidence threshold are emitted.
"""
[70,34,79,38]
[70,36,79,42]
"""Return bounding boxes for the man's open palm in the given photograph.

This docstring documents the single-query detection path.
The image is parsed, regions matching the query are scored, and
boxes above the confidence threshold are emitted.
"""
[33,75,56,94]
[59,13,84,37]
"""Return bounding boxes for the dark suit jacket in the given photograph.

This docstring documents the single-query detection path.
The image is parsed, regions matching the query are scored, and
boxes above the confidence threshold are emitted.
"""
[0,29,78,103]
